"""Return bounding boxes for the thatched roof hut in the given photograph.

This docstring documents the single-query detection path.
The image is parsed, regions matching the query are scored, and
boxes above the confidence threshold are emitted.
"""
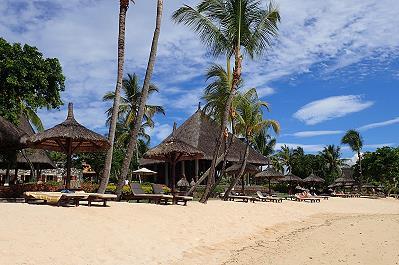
[280,173,303,183]
[0,116,28,151]
[225,163,260,174]
[0,116,55,169]
[141,109,268,166]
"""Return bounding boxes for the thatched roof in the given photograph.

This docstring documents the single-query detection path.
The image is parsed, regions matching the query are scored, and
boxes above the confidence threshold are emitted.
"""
[255,168,285,179]
[303,173,325,183]
[280,173,303,183]
[0,116,28,151]
[28,103,110,153]
[142,109,268,166]
[225,163,260,174]
[144,136,204,162]
[0,116,55,169]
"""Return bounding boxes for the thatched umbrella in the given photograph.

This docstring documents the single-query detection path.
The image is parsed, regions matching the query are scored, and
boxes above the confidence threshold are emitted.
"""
[0,116,28,151]
[143,130,204,192]
[225,163,260,174]
[28,103,110,189]
[255,168,285,195]
[334,176,355,184]
[280,173,303,195]
[303,173,325,184]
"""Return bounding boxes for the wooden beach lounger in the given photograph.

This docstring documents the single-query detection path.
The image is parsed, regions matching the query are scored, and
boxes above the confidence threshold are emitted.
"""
[151,184,193,206]
[129,183,173,204]
[224,192,259,203]
[24,192,88,207]
[74,192,117,207]
[295,194,320,203]
[256,191,282,203]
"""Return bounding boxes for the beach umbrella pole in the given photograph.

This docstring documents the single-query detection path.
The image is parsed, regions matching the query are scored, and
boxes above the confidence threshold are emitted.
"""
[66,138,72,190]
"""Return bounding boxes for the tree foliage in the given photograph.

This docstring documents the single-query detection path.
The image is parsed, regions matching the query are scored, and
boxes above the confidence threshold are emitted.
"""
[0,38,65,124]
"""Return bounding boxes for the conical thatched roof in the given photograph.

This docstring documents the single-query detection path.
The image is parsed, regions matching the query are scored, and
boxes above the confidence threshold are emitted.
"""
[255,168,285,179]
[334,177,355,183]
[148,110,268,165]
[28,103,110,153]
[280,173,303,183]
[0,116,28,151]
[144,136,204,162]
[303,173,325,183]
[225,163,260,174]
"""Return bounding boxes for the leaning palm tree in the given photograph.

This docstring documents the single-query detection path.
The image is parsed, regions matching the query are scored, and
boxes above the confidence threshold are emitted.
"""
[99,0,134,194]
[341,129,363,178]
[115,0,164,198]
[223,90,280,200]
[173,0,280,202]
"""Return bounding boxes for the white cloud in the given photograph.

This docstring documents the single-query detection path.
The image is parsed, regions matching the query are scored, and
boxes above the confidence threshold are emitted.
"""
[288,130,344,138]
[293,95,373,125]
[275,143,325,153]
[147,123,172,144]
[358,117,399,131]
[363,143,396,149]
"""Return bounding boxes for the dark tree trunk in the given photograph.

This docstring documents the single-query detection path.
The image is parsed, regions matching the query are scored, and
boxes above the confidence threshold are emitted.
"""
[201,46,242,203]
[98,1,129,194]
[116,0,164,198]
[223,142,249,200]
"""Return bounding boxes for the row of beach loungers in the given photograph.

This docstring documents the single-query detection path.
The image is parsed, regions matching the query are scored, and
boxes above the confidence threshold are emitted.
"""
[221,191,325,203]
[23,183,193,207]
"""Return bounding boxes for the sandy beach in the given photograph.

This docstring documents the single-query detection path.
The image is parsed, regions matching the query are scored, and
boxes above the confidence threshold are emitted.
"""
[1,198,399,265]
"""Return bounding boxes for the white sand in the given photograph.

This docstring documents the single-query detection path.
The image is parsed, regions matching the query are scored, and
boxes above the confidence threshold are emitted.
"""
[1,198,399,265]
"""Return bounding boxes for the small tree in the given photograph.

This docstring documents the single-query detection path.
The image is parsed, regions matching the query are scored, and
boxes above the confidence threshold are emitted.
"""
[341,129,363,183]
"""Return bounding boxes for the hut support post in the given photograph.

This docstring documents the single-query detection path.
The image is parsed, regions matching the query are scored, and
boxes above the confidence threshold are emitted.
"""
[66,139,72,189]
[181,161,185,177]
[171,161,176,193]
[164,163,169,186]
[194,159,199,181]
[268,178,271,195]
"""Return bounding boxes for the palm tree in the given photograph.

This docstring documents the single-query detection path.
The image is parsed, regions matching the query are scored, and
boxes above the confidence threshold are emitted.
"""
[173,0,280,202]
[341,129,364,178]
[99,0,133,194]
[319,145,342,181]
[116,0,164,198]
[278,145,295,173]
[223,90,280,200]
[253,128,277,158]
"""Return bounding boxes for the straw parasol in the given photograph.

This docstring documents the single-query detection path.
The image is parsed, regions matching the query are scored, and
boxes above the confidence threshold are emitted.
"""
[132,167,157,183]
[0,116,28,151]
[280,173,303,195]
[28,103,110,189]
[303,173,325,184]
[255,168,285,195]
[143,125,204,192]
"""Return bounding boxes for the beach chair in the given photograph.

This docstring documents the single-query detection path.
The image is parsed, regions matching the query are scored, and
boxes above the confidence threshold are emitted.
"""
[129,183,172,204]
[256,191,282,203]
[74,191,117,207]
[225,192,259,203]
[24,192,88,207]
[152,184,193,206]
[294,193,320,203]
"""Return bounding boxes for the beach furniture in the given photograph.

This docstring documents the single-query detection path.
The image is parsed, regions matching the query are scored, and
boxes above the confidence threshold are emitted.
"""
[129,183,173,204]
[152,184,193,206]
[224,192,259,203]
[74,192,117,206]
[256,191,282,203]
[294,193,320,203]
[24,191,88,207]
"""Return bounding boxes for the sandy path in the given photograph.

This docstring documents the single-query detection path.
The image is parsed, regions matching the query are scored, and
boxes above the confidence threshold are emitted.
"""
[0,198,398,265]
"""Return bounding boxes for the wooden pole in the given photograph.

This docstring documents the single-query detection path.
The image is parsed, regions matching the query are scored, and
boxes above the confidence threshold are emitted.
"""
[66,138,72,189]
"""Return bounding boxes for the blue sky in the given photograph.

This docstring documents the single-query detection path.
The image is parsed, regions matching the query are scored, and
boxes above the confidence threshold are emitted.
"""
[1,0,398,161]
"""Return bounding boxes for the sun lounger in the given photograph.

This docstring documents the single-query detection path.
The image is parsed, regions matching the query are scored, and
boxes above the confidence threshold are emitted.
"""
[24,192,88,207]
[224,192,259,203]
[129,183,172,204]
[74,191,117,206]
[295,194,320,203]
[256,191,282,203]
[151,184,192,206]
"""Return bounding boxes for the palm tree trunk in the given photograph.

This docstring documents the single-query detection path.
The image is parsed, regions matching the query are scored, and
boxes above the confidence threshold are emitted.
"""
[223,141,249,201]
[115,0,163,198]
[98,1,129,194]
[201,44,243,203]
[358,150,363,187]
